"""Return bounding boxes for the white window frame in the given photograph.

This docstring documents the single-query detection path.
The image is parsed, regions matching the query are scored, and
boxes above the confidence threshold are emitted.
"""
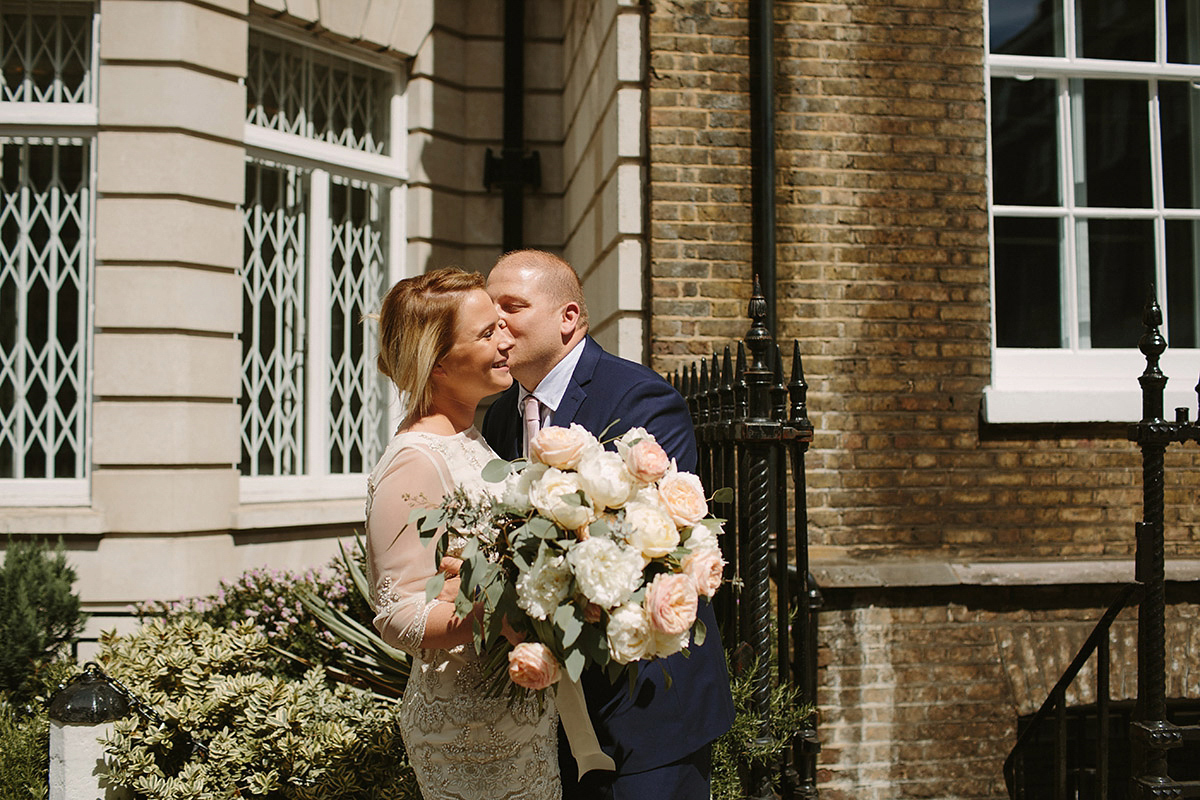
[985,0,1200,423]
[0,1,98,506]
[238,27,406,505]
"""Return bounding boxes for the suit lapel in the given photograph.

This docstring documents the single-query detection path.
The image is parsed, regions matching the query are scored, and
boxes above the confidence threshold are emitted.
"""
[552,337,599,426]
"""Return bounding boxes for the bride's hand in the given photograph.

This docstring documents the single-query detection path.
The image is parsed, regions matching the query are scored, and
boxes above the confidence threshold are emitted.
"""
[436,556,463,603]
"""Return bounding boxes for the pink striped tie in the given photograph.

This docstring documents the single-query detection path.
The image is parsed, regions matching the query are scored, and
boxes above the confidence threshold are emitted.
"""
[522,394,542,457]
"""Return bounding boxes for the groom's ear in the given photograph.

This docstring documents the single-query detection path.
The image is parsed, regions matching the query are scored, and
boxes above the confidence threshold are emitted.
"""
[560,302,581,336]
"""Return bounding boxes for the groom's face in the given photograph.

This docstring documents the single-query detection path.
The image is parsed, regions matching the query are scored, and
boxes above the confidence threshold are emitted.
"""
[487,264,569,390]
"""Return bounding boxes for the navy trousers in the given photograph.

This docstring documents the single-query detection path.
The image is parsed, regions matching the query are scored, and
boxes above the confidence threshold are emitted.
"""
[564,743,713,800]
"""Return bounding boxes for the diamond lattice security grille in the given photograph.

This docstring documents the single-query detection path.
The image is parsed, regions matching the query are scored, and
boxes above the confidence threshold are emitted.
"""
[240,161,308,477]
[328,175,387,475]
[0,137,90,479]
[0,2,92,104]
[245,31,389,156]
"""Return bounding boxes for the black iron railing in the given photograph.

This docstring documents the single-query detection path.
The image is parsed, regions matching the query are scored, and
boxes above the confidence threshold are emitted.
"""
[671,278,820,800]
[1005,297,1200,800]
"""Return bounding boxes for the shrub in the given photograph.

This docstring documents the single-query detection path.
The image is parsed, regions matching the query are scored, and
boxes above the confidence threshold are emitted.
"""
[98,617,417,800]
[0,658,76,800]
[0,537,87,703]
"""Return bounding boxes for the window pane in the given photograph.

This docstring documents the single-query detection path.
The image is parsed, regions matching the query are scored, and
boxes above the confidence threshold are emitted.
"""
[241,161,308,477]
[991,0,1064,56]
[0,138,90,479]
[327,176,388,476]
[1161,81,1200,210]
[1167,0,1200,65]
[991,78,1060,206]
[1077,80,1151,208]
[0,3,92,103]
[995,217,1063,347]
[1077,0,1153,61]
[1083,218,1154,347]
[1166,220,1200,348]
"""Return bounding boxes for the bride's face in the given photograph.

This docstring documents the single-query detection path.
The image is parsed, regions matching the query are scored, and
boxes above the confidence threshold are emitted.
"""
[432,289,514,402]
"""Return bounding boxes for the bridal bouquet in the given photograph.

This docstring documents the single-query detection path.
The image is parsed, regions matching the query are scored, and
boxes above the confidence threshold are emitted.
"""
[414,424,728,695]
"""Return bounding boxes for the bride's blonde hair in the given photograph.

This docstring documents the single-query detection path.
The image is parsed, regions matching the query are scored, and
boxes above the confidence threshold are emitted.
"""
[373,267,486,428]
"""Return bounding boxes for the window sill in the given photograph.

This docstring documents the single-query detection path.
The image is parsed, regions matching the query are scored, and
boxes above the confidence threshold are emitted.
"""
[234,498,366,531]
[982,386,1199,423]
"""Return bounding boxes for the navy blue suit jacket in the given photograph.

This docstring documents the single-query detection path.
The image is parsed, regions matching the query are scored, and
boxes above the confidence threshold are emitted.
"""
[482,337,734,775]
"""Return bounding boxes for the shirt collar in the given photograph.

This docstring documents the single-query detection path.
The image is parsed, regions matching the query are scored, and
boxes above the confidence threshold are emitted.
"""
[518,337,587,415]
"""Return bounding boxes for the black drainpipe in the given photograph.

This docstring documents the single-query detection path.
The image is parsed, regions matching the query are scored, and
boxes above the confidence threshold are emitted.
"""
[484,0,541,252]
[749,0,777,336]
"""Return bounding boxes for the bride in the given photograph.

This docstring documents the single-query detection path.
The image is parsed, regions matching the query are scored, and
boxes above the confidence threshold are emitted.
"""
[365,267,561,799]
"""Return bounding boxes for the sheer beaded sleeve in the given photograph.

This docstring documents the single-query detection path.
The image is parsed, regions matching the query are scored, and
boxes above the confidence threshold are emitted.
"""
[366,443,453,656]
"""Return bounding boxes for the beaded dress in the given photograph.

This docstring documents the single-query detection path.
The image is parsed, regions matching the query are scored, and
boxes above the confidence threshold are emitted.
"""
[366,427,560,800]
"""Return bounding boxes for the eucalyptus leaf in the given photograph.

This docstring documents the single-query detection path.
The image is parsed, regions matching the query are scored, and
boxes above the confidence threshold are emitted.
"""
[564,648,587,683]
[554,605,583,648]
[589,518,611,539]
[693,617,707,647]
[482,458,514,483]
[527,517,558,539]
[711,486,734,504]
[424,573,446,605]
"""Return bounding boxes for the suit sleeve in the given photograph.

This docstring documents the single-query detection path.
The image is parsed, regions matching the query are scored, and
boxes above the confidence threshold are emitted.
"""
[607,378,698,473]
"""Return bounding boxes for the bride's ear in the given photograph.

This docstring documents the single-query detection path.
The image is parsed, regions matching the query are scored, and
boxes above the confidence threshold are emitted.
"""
[431,361,447,377]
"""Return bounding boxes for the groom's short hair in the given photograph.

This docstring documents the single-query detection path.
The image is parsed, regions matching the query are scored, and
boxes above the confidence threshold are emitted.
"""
[493,249,589,331]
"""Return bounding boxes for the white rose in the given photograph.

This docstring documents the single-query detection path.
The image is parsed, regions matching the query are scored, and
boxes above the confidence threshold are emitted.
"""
[623,502,680,560]
[502,462,548,511]
[566,537,643,608]
[576,450,638,510]
[682,520,720,552]
[529,468,594,530]
[606,603,653,664]
[530,424,597,469]
[516,546,572,620]
[657,468,708,527]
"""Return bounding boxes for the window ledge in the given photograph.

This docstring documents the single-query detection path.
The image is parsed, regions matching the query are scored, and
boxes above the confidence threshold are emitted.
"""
[982,386,1199,423]
[234,498,366,531]
[0,507,106,536]
[810,556,1200,589]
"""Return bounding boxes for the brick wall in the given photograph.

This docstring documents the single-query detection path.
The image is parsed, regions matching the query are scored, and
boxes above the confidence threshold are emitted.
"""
[646,0,1200,562]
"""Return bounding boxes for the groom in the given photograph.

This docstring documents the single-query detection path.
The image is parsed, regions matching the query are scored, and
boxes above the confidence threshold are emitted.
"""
[481,249,734,800]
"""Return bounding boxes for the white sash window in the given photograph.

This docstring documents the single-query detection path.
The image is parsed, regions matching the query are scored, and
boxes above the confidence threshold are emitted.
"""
[239,29,404,503]
[0,1,96,506]
[986,0,1200,422]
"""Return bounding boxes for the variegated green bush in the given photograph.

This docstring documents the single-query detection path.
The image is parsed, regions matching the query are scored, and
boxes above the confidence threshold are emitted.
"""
[98,618,416,800]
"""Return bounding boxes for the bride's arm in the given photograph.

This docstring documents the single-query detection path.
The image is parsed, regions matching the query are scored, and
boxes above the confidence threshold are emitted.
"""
[366,445,479,653]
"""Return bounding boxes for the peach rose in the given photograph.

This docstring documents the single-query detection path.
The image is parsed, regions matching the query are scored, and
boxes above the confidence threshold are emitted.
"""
[507,642,561,690]
[530,424,596,470]
[616,428,671,484]
[682,548,726,598]
[657,469,708,528]
[644,573,699,635]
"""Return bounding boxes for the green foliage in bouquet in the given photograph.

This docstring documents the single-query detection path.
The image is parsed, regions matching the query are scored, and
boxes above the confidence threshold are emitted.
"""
[711,653,816,800]
[98,617,417,800]
[0,537,87,703]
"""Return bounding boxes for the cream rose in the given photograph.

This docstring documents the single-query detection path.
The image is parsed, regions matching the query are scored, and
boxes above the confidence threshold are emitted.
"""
[576,450,638,510]
[616,428,671,484]
[623,502,681,560]
[657,469,708,528]
[566,537,643,608]
[507,642,561,690]
[644,572,698,635]
[530,423,596,470]
[606,603,653,664]
[651,627,691,658]
[681,548,725,598]
[529,468,594,530]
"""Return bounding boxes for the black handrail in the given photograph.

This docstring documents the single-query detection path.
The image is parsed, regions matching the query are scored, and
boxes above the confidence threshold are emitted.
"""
[1003,582,1140,798]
